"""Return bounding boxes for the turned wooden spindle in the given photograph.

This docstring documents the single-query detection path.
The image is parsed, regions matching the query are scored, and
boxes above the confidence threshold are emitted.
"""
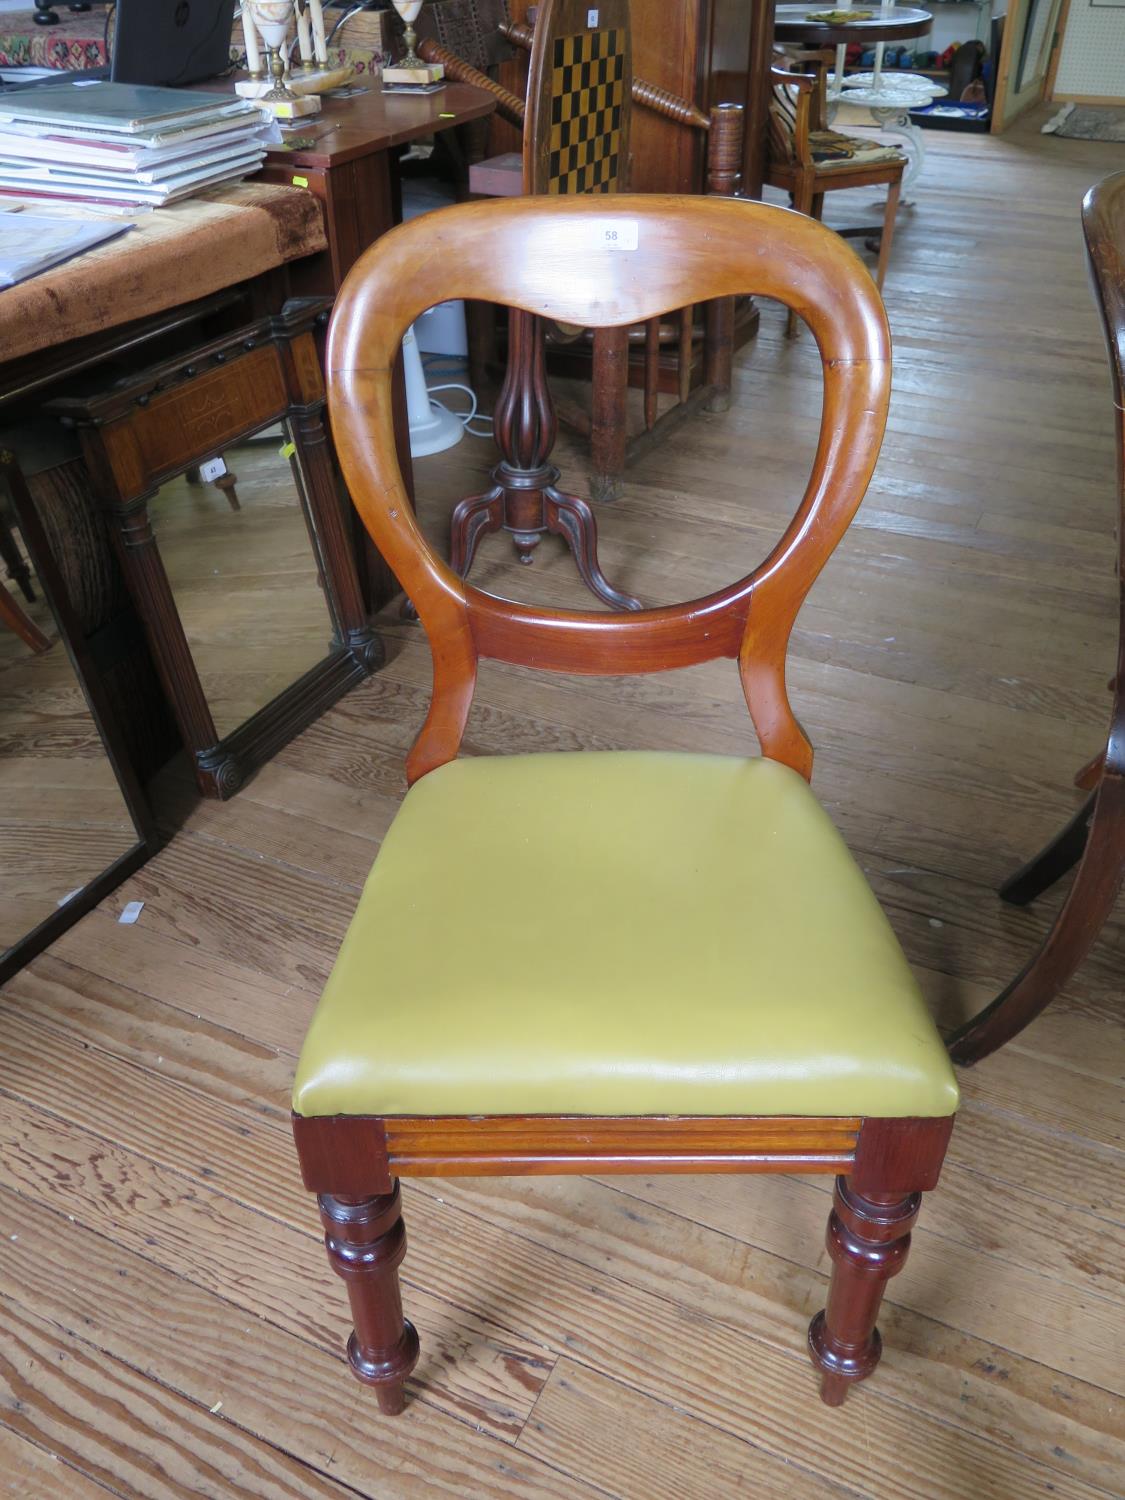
[503,18,728,140]
[319,1186,419,1414]
[632,76,710,129]
[807,1178,920,1406]
[417,38,525,123]
[707,102,744,197]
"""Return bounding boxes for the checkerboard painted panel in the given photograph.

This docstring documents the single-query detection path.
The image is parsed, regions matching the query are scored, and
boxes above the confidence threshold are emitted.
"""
[547,27,625,194]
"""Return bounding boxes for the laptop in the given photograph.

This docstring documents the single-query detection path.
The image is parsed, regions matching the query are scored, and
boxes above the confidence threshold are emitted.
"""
[2,0,237,90]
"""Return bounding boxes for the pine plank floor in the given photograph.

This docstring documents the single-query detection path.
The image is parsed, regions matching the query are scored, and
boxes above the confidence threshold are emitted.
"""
[1,108,1123,1498]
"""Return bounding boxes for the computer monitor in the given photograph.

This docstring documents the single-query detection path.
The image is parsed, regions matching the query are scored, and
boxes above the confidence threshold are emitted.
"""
[111,0,238,88]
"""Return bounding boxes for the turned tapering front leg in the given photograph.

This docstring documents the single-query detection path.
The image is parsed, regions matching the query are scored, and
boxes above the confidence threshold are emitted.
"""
[318,1185,419,1414]
[808,1177,920,1406]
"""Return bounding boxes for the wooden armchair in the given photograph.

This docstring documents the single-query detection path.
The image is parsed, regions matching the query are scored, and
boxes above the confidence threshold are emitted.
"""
[948,170,1125,1064]
[415,0,743,610]
[291,193,959,1416]
[767,52,905,338]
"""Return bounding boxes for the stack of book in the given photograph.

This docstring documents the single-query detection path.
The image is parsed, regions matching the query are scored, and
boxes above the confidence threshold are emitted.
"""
[0,83,273,209]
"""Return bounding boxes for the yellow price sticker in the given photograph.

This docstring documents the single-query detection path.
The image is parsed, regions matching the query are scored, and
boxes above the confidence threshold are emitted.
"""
[279,441,297,459]
[439,112,456,118]
[292,174,309,188]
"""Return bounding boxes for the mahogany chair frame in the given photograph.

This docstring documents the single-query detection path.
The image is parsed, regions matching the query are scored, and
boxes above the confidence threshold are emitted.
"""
[948,171,1125,1065]
[766,53,905,340]
[295,193,957,1414]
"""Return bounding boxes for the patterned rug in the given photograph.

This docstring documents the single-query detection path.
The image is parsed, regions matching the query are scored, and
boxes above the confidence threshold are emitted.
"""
[0,5,111,70]
[1045,104,1125,143]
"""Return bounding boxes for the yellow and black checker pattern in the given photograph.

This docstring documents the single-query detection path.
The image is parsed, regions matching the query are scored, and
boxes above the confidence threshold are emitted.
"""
[547,27,625,195]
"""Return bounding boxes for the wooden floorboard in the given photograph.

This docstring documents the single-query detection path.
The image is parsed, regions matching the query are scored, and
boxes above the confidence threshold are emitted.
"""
[2,109,1124,1496]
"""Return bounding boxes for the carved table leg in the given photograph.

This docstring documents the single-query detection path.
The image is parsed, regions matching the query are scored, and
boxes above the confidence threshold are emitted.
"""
[319,1185,419,1415]
[808,1177,920,1406]
[450,485,504,577]
[109,501,239,799]
[452,309,637,608]
[214,470,241,512]
[546,486,642,611]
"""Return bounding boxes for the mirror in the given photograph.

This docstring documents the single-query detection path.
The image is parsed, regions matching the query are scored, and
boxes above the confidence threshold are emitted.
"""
[148,426,339,742]
[0,484,150,977]
[1014,0,1064,98]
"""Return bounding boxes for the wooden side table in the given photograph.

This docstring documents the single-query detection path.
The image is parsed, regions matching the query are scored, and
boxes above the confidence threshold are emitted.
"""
[47,299,382,799]
[247,81,499,293]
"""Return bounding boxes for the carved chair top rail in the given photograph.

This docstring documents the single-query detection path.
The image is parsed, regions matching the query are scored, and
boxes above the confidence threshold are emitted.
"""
[326,194,891,783]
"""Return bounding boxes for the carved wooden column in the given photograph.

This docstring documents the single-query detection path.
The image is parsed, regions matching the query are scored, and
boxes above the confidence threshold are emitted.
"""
[318,1186,420,1415]
[110,499,237,797]
[808,1178,920,1405]
[449,310,641,610]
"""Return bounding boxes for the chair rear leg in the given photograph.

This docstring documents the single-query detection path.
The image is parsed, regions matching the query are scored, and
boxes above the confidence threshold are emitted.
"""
[808,1177,920,1405]
[875,176,902,291]
[318,1185,419,1414]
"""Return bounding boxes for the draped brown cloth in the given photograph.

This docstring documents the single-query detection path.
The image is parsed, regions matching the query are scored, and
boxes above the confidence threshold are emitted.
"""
[0,180,326,363]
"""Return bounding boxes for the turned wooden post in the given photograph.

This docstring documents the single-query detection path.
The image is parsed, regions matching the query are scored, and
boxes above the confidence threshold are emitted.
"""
[706,103,744,197]
[808,1178,919,1405]
[703,103,742,416]
[590,325,631,503]
[318,1185,419,1415]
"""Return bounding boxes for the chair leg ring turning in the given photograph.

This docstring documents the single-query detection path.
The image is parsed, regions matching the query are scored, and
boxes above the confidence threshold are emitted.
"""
[808,1177,920,1406]
[319,1184,420,1415]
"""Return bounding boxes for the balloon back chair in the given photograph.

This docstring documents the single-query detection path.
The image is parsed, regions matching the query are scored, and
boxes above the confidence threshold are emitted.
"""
[291,193,960,1415]
[947,169,1125,1065]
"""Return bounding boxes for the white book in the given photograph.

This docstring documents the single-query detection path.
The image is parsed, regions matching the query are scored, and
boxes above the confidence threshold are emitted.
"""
[0,146,266,192]
[0,211,131,287]
[0,121,276,173]
[0,138,272,185]
[0,108,264,151]
[0,83,258,137]
[0,152,266,207]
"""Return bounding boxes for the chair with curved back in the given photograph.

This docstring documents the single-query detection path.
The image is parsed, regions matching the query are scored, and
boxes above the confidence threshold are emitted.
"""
[948,169,1125,1065]
[290,192,959,1415]
[767,51,906,339]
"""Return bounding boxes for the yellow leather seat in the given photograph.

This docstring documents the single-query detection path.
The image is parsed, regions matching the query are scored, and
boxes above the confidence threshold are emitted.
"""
[292,752,959,1120]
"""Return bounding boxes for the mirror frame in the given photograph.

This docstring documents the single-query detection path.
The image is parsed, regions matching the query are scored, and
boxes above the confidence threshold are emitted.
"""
[0,466,157,986]
[46,299,384,799]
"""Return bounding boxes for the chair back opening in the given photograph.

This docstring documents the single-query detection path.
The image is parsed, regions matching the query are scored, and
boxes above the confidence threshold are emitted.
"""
[326,194,892,783]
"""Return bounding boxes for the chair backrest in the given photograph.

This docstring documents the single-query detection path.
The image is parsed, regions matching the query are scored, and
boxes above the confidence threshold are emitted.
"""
[326,194,892,785]
[1081,170,1125,780]
[768,52,829,165]
[522,0,632,194]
